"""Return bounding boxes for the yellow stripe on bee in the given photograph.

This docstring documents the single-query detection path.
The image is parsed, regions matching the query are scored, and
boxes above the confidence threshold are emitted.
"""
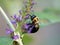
[35,24,38,27]
[33,17,39,24]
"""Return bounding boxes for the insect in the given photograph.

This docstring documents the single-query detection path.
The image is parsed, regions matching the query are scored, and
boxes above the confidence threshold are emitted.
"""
[22,15,39,33]
[29,15,39,33]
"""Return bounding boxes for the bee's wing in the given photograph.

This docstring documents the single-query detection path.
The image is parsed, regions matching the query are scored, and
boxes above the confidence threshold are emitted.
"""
[39,18,60,28]
[34,11,60,28]
[39,19,51,28]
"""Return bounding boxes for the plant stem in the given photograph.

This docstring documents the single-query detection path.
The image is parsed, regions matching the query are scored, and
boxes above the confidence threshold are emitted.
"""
[0,6,15,31]
[0,6,23,45]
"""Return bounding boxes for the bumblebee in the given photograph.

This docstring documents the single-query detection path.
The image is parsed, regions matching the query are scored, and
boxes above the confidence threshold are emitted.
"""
[29,15,39,33]
[22,15,39,33]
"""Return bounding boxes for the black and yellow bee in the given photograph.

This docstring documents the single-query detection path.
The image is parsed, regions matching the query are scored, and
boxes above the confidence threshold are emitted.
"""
[29,15,39,33]
[22,15,39,33]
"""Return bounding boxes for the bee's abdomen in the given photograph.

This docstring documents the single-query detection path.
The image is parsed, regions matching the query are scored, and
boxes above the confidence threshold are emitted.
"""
[27,24,39,33]
[30,25,39,33]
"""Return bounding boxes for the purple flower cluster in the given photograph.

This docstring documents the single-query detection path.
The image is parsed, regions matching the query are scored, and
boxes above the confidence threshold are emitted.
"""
[11,14,23,25]
[14,15,22,22]
[11,13,30,23]
[5,0,38,41]
[6,28,14,34]
[6,28,19,39]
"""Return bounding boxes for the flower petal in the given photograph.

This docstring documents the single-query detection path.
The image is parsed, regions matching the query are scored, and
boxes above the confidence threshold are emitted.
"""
[24,24,29,29]
[13,35,19,40]
[11,20,16,24]
[16,15,22,22]
[14,14,17,18]
[6,28,13,34]
[25,14,30,19]
[23,23,31,30]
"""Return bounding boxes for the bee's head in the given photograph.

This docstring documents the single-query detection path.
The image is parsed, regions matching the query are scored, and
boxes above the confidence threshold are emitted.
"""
[31,15,39,24]
[30,15,36,20]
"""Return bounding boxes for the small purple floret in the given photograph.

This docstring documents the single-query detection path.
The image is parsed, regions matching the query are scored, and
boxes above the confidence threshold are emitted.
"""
[14,14,17,18]
[6,28,13,34]
[25,14,30,19]
[16,15,22,22]
[11,20,16,24]
[24,24,29,29]
[13,14,22,22]
[13,35,19,40]
[23,23,31,30]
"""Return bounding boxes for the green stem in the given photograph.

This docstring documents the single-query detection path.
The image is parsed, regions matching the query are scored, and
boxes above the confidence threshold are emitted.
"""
[0,6,23,45]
